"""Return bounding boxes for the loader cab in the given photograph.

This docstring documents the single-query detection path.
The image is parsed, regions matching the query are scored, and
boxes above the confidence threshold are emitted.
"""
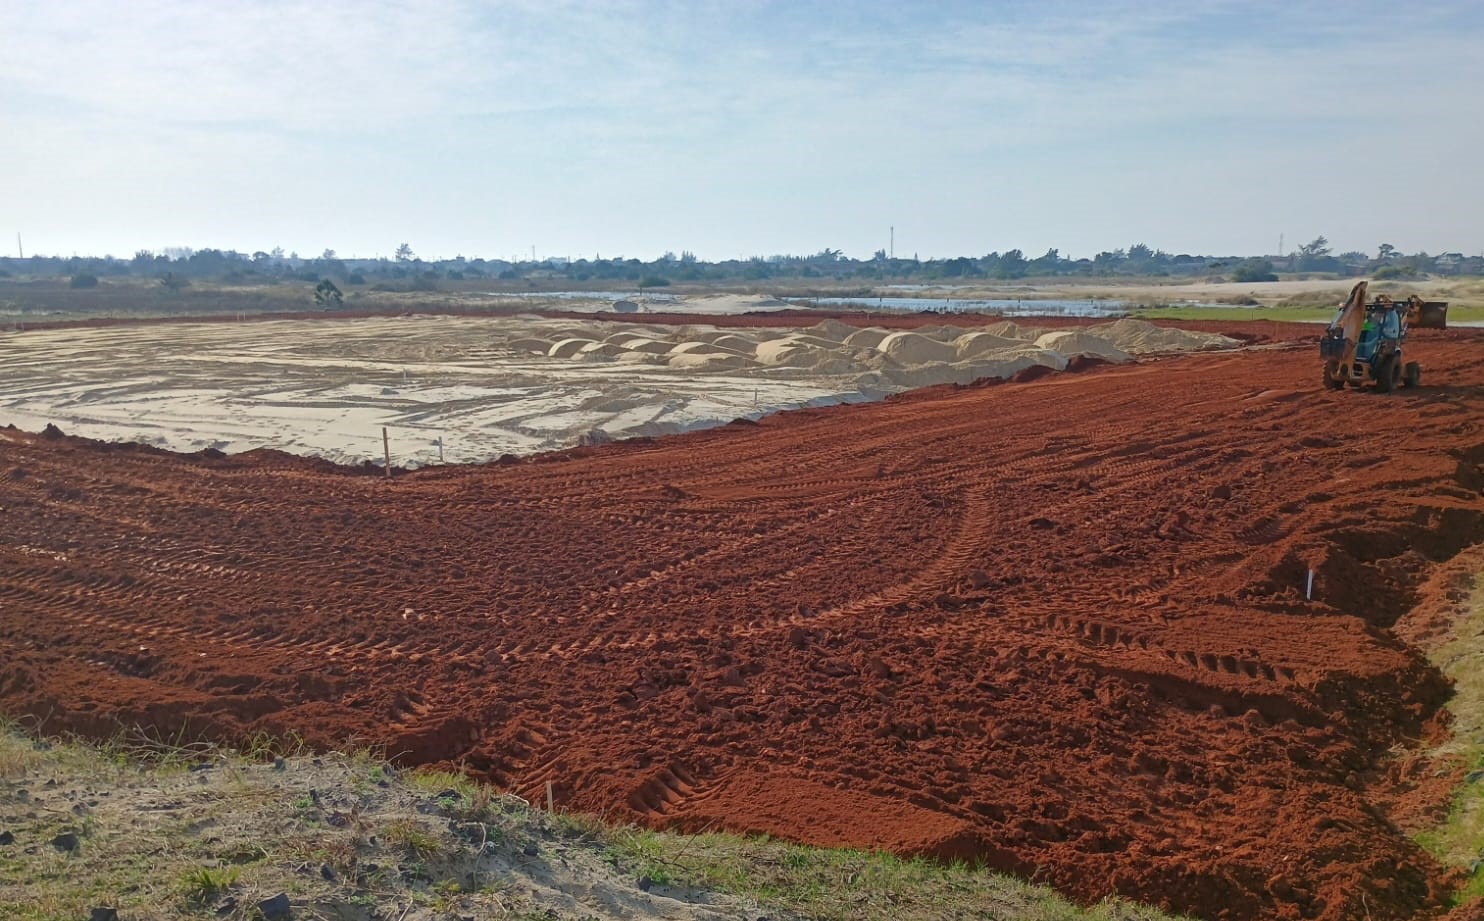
[1354,305,1402,363]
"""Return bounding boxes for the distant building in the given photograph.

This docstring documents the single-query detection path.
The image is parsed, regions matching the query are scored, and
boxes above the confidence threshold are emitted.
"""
[1435,252,1465,274]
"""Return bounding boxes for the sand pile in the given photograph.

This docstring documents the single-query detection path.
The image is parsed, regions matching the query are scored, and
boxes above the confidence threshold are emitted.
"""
[1033,330,1131,363]
[1088,318,1239,354]
[876,332,960,365]
[0,314,1244,467]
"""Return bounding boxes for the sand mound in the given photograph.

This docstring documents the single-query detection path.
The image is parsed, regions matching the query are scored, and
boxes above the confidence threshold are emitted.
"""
[755,340,831,369]
[548,338,598,359]
[710,334,761,355]
[577,342,628,360]
[668,341,735,357]
[1089,318,1239,354]
[507,337,554,354]
[622,338,677,356]
[668,353,756,372]
[876,332,960,365]
[603,331,652,347]
[981,320,1034,340]
[954,332,1031,361]
[808,320,859,342]
[1034,331,1131,362]
[843,327,892,350]
[615,351,663,364]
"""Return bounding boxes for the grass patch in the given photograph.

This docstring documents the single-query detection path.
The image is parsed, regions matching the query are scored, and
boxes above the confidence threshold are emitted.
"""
[1417,567,1484,904]
[598,827,1191,921]
[0,718,1190,921]
[178,865,240,905]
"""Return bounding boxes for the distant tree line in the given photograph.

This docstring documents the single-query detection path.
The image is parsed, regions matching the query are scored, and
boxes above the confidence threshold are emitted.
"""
[0,238,1477,289]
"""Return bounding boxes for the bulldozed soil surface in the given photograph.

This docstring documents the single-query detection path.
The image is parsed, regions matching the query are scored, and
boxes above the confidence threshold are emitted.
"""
[2,326,1483,920]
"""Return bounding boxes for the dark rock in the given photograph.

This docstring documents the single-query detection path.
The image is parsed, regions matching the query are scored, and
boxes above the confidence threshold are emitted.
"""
[637,875,654,892]
[50,831,79,852]
[319,863,335,881]
[272,757,287,771]
[89,909,119,921]
[41,423,65,439]
[214,895,238,916]
[0,830,13,845]
[434,788,462,802]
[257,892,292,920]
[522,843,539,857]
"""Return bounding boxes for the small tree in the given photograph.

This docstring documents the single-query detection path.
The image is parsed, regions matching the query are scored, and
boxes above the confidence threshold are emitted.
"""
[1231,258,1278,283]
[159,271,190,291]
[313,278,344,307]
[394,243,415,262]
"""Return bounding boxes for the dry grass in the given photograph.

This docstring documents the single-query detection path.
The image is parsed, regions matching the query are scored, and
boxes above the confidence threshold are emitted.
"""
[0,720,1194,921]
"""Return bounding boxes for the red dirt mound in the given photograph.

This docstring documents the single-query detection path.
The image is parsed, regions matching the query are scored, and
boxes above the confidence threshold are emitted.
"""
[1,330,1482,920]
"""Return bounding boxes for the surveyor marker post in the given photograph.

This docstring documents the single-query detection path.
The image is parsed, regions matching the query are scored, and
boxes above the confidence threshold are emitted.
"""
[383,427,391,478]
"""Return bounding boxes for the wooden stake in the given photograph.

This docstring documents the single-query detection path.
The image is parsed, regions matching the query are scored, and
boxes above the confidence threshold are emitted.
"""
[383,427,391,478]
[545,780,554,812]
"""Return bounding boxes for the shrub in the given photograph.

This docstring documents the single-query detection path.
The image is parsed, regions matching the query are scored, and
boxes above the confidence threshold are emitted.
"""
[638,275,671,288]
[69,273,99,289]
[1230,259,1278,283]
[313,278,344,307]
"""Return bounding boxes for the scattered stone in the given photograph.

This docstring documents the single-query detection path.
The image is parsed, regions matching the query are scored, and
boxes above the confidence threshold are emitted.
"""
[88,909,118,921]
[257,892,292,920]
[50,831,79,853]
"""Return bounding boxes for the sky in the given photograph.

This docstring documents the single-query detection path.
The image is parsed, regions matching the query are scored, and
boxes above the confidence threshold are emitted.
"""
[3,1,1482,262]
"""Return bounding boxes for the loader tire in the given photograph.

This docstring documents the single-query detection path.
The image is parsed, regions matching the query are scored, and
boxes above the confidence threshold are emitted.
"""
[1323,361,1345,390]
[1403,361,1421,388]
[1375,354,1402,393]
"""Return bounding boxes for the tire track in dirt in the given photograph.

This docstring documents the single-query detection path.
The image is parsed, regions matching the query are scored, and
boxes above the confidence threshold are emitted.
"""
[2,327,1483,921]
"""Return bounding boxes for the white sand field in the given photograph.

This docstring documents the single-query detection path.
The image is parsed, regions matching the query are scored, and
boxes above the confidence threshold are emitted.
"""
[0,315,1235,466]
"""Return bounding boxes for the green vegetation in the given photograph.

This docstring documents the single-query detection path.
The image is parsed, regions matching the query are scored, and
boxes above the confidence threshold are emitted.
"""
[312,278,343,307]
[1229,258,1278,283]
[1415,566,1484,906]
[597,828,1189,921]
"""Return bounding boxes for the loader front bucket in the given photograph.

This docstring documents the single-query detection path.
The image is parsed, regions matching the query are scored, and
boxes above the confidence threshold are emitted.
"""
[1414,301,1448,329]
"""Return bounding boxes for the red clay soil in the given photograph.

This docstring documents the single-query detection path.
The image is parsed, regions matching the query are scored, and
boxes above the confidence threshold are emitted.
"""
[2,329,1483,920]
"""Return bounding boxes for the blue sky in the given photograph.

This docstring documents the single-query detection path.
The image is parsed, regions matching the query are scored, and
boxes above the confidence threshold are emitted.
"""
[3,1,1482,261]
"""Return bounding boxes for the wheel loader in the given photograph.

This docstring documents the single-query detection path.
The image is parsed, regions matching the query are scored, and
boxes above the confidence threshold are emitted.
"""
[1319,280,1448,391]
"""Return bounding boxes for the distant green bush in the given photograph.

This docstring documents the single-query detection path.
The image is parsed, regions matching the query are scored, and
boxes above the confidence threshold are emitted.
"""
[1230,259,1278,283]
[69,273,99,289]
[639,275,671,288]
